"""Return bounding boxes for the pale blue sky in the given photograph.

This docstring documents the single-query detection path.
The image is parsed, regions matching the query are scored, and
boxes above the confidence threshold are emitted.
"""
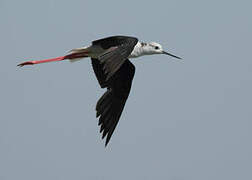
[1,0,252,179]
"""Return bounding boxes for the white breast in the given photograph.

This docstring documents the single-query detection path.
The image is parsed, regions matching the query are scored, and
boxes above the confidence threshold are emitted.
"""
[129,42,144,58]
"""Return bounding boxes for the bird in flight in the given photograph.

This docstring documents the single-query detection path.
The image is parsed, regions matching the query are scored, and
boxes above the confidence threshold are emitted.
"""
[18,36,181,146]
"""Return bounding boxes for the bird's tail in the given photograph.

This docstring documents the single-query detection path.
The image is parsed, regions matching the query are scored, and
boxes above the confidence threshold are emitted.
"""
[68,46,89,63]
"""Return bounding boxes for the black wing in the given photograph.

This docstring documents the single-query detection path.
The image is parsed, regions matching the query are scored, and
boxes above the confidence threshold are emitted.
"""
[92,36,138,81]
[92,36,138,49]
[93,59,135,146]
[91,58,108,88]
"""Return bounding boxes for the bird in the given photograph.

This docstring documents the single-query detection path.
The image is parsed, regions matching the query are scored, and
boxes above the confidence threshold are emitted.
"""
[18,35,181,146]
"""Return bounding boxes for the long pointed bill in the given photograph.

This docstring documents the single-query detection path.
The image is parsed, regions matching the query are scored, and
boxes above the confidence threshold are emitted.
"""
[162,51,182,59]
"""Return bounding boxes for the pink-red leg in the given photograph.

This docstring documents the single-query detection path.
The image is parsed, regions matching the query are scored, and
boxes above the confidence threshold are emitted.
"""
[17,52,88,67]
[17,56,67,67]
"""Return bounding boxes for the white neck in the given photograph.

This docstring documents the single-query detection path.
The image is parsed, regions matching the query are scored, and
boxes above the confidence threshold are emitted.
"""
[129,42,145,58]
[129,42,160,58]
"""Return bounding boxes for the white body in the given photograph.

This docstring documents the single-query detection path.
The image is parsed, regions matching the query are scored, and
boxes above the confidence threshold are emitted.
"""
[69,41,165,63]
[129,42,144,58]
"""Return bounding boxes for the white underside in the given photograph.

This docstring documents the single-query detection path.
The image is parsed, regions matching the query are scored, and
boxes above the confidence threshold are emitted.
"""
[68,41,145,63]
[128,42,144,58]
[68,45,105,63]
[69,58,84,63]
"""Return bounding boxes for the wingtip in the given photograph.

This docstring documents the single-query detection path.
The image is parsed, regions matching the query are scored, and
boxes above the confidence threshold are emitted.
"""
[105,140,109,147]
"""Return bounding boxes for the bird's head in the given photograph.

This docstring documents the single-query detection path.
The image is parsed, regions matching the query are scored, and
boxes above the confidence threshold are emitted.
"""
[142,42,181,59]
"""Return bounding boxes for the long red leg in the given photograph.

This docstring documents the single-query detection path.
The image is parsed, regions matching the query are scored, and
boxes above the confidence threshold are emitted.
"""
[17,53,88,67]
[17,56,67,67]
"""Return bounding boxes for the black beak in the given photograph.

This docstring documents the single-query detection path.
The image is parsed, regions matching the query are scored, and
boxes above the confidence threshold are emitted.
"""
[162,51,182,59]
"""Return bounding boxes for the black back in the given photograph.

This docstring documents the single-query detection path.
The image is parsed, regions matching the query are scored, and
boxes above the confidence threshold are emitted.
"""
[92,36,138,49]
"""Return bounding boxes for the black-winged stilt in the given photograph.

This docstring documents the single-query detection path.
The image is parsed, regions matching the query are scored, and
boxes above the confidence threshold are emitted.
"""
[18,35,181,146]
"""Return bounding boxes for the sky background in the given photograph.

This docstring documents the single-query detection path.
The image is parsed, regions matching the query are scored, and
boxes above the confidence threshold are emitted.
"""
[1,0,252,179]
